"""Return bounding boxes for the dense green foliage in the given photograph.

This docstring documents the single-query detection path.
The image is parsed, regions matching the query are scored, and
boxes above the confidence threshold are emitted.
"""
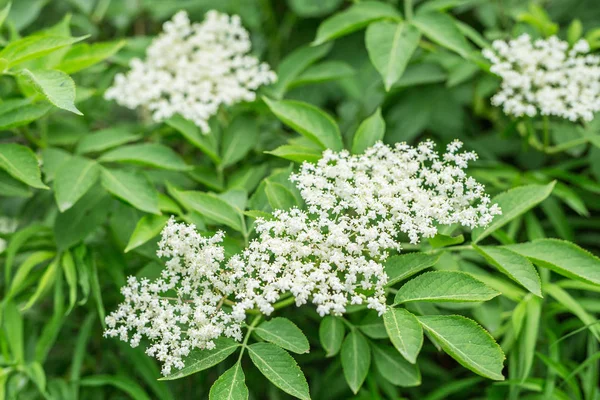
[1,0,600,399]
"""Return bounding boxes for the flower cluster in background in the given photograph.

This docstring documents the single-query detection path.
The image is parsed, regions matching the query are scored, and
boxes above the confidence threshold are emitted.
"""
[105,141,501,375]
[105,11,277,132]
[483,34,600,121]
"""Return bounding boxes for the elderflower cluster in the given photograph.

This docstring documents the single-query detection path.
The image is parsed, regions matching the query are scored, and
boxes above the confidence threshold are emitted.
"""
[104,223,245,375]
[483,34,600,121]
[105,141,500,375]
[104,11,276,132]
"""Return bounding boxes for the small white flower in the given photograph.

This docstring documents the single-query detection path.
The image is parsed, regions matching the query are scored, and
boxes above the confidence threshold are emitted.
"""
[483,34,600,121]
[105,10,277,132]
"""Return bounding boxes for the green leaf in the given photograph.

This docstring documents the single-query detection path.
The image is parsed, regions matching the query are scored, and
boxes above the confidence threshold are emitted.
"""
[269,43,332,99]
[7,250,55,298]
[505,239,600,286]
[248,342,310,400]
[351,108,385,154]
[264,98,343,151]
[383,308,423,364]
[53,156,100,211]
[160,338,240,380]
[371,343,421,387]
[56,40,126,74]
[288,60,354,88]
[319,316,345,357]
[100,168,160,214]
[0,35,87,67]
[99,143,191,171]
[288,0,343,17]
[473,245,542,297]
[80,375,151,400]
[53,187,111,250]
[472,182,555,243]
[22,257,59,311]
[221,115,258,168]
[428,233,465,248]
[0,2,11,30]
[19,69,81,115]
[75,127,141,154]
[209,362,248,400]
[255,318,309,354]
[175,191,244,233]
[61,251,77,314]
[3,301,24,363]
[366,21,420,90]
[313,1,402,45]
[0,143,48,189]
[0,169,31,197]
[166,115,220,164]
[384,252,441,286]
[0,102,50,129]
[357,311,387,339]
[265,180,298,210]
[341,330,371,394]
[417,315,505,380]
[545,284,600,341]
[394,271,500,304]
[517,295,542,381]
[411,12,472,58]
[125,214,170,253]
[266,144,323,163]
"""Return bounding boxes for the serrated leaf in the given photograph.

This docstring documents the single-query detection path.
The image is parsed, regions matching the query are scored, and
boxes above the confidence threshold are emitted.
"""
[166,115,220,164]
[125,214,170,253]
[341,330,371,394]
[352,108,385,154]
[371,343,421,387]
[0,35,87,67]
[505,239,600,286]
[428,233,464,248]
[99,143,191,171]
[417,315,505,380]
[175,191,244,233]
[383,308,423,363]
[366,21,420,90]
[160,338,240,380]
[357,311,387,339]
[265,180,298,210]
[221,115,258,168]
[53,156,100,211]
[0,143,48,189]
[288,60,354,88]
[264,98,343,151]
[411,12,472,58]
[19,69,81,115]
[319,316,345,357]
[56,40,126,74]
[0,102,50,129]
[266,144,323,163]
[100,168,160,214]
[385,252,441,286]
[313,1,402,45]
[76,127,142,154]
[472,182,555,243]
[269,43,332,99]
[255,318,310,354]
[248,342,310,400]
[473,245,542,297]
[209,362,248,400]
[394,271,499,304]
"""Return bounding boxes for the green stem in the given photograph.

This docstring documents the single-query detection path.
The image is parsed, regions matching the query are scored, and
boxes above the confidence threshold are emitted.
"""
[272,296,296,310]
[238,315,262,362]
[543,115,550,149]
[405,0,413,21]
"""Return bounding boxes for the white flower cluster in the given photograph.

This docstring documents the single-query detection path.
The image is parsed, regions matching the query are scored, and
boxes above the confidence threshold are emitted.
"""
[105,141,500,375]
[104,10,276,132]
[483,34,600,121]
[104,224,245,375]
